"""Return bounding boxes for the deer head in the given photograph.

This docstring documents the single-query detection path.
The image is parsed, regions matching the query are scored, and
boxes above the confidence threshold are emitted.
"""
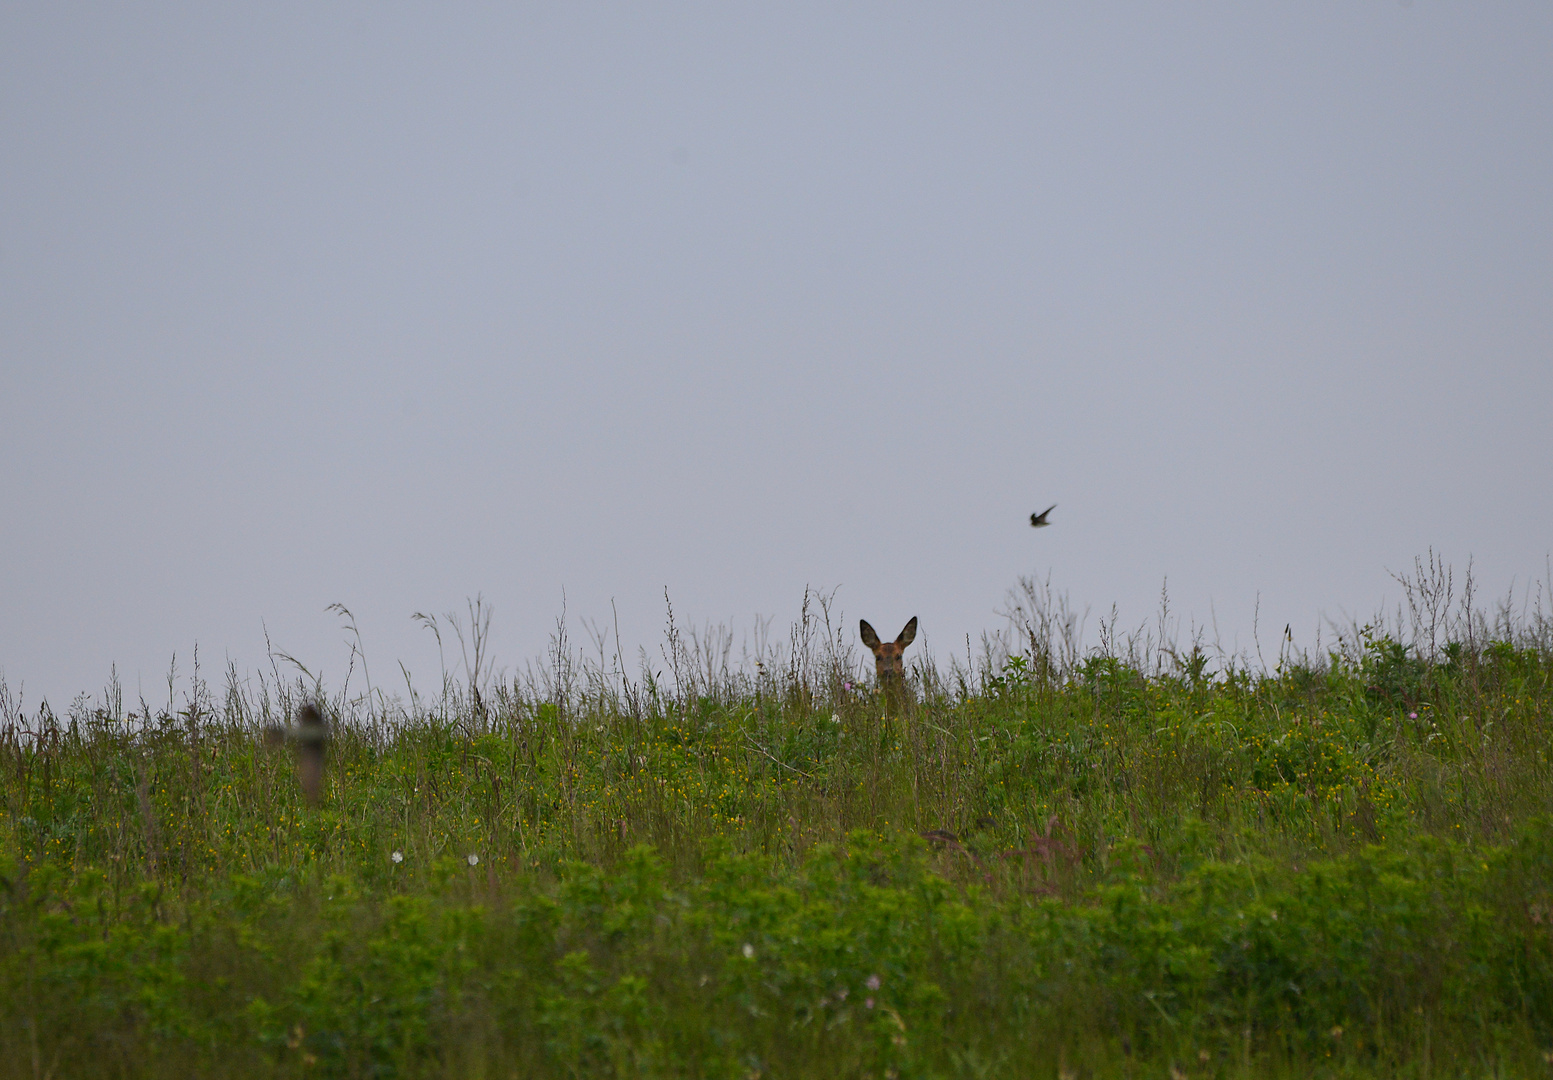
[860,616,918,686]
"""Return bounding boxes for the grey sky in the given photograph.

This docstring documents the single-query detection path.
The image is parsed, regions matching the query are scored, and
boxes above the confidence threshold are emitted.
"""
[3,4,1550,709]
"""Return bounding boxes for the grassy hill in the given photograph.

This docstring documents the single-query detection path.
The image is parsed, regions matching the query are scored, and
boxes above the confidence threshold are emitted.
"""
[2,577,1551,1077]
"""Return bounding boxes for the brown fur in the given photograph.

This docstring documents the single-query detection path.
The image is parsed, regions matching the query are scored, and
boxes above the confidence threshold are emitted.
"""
[860,616,918,685]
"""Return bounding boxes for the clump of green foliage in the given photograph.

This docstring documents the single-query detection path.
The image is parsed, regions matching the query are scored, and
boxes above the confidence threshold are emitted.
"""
[2,567,1551,1077]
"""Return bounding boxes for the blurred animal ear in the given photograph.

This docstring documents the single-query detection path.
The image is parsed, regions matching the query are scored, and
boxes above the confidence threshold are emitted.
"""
[859,620,882,652]
[896,617,918,648]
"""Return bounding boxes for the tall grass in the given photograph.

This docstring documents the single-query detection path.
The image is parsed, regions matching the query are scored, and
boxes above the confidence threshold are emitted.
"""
[2,563,1551,1077]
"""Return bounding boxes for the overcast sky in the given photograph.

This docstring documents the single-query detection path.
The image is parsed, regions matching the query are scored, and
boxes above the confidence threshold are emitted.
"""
[3,3,1550,711]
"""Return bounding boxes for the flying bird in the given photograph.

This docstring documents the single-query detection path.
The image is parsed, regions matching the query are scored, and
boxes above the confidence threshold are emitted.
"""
[1029,504,1056,528]
[265,702,330,806]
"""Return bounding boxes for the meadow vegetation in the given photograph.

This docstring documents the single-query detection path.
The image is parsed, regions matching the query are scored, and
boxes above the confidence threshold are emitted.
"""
[2,559,1552,1078]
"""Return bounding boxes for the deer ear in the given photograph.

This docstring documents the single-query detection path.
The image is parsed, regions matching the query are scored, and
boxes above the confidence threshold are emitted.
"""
[859,620,882,651]
[896,617,918,648]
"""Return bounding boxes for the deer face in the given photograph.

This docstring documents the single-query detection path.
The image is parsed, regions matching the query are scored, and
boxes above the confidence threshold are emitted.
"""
[860,616,918,685]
